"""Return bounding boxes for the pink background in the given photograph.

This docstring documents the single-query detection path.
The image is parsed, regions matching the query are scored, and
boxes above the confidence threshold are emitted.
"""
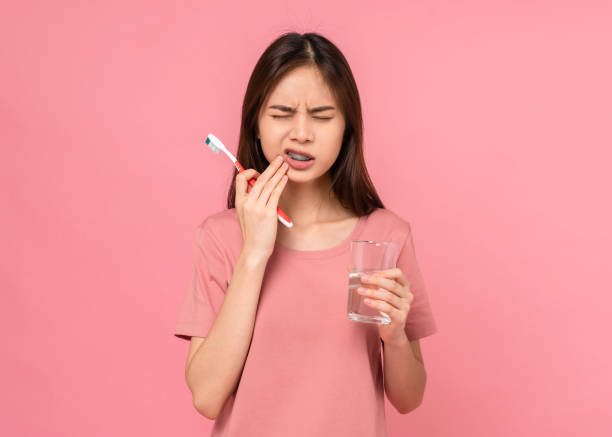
[2,1,611,436]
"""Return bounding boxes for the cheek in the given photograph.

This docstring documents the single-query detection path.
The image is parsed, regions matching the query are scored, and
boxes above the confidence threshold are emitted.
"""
[264,124,290,140]
[317,144,342,167]
[323,128,344,158]
[328,123,345,148]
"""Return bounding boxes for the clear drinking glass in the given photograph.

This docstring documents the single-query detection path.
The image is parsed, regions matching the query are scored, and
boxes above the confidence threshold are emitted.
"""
[347,240,398,324]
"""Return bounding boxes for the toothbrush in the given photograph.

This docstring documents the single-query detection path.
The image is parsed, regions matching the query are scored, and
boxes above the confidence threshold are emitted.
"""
[204,133,293,228]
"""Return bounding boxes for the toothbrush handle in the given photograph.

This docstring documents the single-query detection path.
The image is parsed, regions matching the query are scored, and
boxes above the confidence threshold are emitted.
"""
[235,161,293,228]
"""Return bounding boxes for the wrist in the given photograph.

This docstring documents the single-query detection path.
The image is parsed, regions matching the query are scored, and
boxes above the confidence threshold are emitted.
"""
[239,248,269,268]
[382,331,410,349]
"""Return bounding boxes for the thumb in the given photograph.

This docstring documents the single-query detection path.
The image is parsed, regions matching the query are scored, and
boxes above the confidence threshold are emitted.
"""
[236,169,259,196]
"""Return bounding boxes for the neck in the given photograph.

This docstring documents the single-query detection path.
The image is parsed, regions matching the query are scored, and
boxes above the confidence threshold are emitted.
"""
[278,173,345,226]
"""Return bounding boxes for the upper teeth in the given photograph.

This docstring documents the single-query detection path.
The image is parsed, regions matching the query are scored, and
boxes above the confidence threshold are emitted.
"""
[288,152,312,161]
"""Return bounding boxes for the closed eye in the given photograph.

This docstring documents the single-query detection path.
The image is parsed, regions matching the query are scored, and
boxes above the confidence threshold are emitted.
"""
[271,115,333,120]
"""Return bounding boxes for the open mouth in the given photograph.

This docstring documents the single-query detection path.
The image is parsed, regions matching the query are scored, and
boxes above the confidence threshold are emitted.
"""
[284,150,316,170]
[285,148,314,161]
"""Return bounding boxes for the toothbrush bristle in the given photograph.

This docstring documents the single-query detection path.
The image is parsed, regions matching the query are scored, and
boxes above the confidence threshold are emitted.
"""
[204,136,220,153]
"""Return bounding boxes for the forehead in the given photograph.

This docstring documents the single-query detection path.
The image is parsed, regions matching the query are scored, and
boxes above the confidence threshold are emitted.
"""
[267,66,336,105]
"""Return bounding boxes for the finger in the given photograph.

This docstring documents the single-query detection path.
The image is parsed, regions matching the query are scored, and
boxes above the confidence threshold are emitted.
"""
[362,297,406,321]
[265,168,289,212]
[370,268,410,288]
[249,155,285,201]
[257,161,288,208]
[357,286,404,310]
[360,273,408,298]
[236,169,259,200]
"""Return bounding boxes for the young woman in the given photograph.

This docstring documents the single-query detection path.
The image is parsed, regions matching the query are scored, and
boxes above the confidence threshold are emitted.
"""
[174,32,438,436]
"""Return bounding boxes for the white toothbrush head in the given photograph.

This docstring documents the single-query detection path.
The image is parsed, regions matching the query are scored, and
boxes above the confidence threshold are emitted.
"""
[203,133,237,163]
[204,134,221,153]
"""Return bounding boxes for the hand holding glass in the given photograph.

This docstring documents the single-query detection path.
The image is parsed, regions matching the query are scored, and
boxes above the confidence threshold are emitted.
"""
[347,240,398,324]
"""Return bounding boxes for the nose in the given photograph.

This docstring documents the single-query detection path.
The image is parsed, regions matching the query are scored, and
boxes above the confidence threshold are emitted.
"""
[289,113,314,143]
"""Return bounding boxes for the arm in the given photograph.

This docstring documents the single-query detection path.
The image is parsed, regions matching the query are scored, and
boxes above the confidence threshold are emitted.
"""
[382,335,427,414]
[185,250,268,420]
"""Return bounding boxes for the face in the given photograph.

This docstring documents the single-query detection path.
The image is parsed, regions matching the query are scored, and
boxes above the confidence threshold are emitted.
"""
[257,65,345,182]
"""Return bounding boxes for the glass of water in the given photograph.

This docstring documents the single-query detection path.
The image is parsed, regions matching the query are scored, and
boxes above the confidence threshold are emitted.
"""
[347,240,398,324]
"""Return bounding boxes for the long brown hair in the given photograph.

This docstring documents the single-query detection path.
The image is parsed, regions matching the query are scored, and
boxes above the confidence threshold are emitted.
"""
[225,32,385,216]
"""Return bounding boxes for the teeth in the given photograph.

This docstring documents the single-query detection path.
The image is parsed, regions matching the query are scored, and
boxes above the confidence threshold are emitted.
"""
[288,152,312,161]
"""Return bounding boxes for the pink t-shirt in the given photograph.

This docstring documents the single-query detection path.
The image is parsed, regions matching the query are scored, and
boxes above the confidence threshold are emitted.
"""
[174,207,438,436]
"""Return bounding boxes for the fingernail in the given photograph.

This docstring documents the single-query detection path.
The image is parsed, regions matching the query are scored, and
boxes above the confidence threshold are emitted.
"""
[275,155,283,162]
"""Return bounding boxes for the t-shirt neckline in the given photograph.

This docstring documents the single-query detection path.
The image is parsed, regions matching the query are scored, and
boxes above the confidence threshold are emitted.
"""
[272,213,369,260]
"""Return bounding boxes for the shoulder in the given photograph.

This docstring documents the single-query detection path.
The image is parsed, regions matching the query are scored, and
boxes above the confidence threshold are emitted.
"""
[366,207,412,235]
[195,208,242,253]
[198,208,238,231]
[358,207,414,252]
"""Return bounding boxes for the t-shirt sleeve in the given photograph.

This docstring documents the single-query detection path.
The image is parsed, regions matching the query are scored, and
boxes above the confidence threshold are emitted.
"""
[396,223,438,341]
[173,219,230,341]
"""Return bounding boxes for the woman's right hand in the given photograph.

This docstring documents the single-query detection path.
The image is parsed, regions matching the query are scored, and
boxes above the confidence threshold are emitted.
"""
[235,155,289,261]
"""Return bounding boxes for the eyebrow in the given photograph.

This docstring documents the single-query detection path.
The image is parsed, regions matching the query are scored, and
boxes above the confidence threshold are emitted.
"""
[268,104,336,114]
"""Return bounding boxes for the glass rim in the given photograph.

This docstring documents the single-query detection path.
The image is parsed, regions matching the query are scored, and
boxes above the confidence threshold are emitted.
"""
[351,240,397,246]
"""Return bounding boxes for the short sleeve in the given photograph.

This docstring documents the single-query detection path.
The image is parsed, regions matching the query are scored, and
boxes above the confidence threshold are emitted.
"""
[396,223,438,341]
[173,219,230,341]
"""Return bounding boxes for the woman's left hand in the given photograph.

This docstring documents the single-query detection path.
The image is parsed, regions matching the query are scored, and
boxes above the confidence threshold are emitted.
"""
[357,268,414,346]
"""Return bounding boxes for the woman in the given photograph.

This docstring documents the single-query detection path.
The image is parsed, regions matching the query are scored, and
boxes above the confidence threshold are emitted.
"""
[174,32,438,436]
